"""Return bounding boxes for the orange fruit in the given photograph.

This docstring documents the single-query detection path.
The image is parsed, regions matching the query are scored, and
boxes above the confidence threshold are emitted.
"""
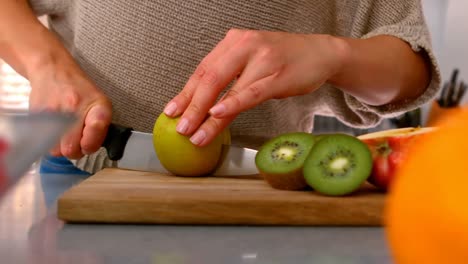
[384,107,468,264]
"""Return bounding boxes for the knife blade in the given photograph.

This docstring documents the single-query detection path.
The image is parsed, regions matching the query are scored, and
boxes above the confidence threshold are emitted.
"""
[102,123,259,176]
[1,111,76,199]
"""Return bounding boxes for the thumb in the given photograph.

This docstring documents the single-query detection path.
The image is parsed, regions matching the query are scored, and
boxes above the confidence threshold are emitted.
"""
[81,102,112,155]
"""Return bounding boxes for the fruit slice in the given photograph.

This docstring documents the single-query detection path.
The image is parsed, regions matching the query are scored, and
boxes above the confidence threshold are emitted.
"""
[357,127,437,191]
[357,127,436,141]
[303,134,372,196]
[255,132,316,190]
[153,113,231,177]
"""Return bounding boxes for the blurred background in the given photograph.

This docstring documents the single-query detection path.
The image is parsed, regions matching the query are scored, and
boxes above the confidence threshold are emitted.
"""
[0,0,465,135]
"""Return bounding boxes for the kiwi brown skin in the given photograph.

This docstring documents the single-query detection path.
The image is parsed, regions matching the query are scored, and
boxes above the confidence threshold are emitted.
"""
[255,132,316,191]
[259,168,309,191]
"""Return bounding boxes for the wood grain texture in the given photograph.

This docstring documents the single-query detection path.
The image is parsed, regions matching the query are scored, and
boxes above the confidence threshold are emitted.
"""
[57,168,386,226]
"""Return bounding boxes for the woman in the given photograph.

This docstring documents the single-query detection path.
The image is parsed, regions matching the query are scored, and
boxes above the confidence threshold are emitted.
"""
[0,0,440,174]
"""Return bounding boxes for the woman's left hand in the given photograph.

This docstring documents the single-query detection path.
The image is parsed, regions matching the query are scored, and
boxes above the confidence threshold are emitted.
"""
[163,29,349,146]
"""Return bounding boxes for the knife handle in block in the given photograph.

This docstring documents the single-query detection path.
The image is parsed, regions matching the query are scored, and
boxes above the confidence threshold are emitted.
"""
[102,123,133,161]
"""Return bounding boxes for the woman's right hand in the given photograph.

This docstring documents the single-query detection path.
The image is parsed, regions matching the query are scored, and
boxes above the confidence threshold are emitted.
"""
[28,63,113,159]
[0,0,113,160]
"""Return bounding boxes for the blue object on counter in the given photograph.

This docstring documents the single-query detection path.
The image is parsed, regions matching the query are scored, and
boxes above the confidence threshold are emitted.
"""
[39,154,91,176]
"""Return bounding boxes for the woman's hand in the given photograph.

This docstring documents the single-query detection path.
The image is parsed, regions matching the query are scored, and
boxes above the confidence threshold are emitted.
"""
[163,29,349,146]
[0,0,113,159]
[29,62,112,159]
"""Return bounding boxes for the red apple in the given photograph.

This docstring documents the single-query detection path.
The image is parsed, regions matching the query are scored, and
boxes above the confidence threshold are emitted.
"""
[357,127,437,191]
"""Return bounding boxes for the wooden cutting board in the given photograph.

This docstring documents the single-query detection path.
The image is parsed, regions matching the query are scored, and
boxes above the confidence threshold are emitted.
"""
[57,168,386,226]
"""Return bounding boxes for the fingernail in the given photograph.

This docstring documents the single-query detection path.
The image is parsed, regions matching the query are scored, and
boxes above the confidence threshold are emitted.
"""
[164,102,177,116]
[190,130,206,145]
[209,103,226,116]
[176,118,189,134]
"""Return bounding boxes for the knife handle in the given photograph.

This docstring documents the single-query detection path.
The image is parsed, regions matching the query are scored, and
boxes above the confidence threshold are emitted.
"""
[102,123,133,161]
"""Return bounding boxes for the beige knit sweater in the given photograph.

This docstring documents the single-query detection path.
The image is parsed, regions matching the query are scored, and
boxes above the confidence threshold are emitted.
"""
[29,0,440,173]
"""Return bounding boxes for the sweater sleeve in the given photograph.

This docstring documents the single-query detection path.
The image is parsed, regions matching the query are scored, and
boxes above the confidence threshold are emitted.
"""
[27,0,64,16]
[326,0,441,128]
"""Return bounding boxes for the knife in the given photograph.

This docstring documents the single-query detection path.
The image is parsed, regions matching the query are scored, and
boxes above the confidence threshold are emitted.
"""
[1,111,76,199]
[101,123,259,176]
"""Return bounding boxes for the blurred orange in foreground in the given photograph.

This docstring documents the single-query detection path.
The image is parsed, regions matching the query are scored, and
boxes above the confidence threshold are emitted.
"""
[385,107,468,264]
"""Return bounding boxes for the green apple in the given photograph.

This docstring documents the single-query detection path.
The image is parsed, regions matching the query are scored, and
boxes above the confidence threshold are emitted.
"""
[153,113,230,176]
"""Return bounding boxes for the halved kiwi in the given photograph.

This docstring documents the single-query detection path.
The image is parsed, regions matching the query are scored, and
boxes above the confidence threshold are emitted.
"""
[255,132,316,190]
[303,134,372,196]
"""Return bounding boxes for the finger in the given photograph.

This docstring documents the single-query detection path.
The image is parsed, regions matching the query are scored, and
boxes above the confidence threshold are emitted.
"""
[209,74,277,118]
[60,119,85,159]
[49,142,63,157]
[162,68,200,117]
[176,45,251,135]
[208,45,286,118]
[163,29,246,118]
[59,91,85,159]
[189,115,236,147]
[81,102,112,155]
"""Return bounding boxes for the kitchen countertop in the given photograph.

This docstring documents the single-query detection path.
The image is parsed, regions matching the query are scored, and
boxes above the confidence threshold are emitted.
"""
[0,164,394,264]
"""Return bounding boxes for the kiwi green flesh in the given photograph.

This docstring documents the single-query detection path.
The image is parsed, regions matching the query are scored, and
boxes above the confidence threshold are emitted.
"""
[255,132,315,175]
[303,134,372,196]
